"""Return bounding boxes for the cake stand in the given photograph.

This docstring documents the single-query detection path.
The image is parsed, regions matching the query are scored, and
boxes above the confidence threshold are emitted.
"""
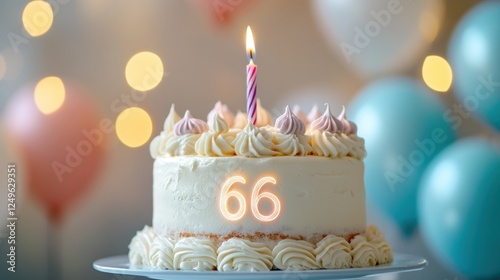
[93,253,426,280]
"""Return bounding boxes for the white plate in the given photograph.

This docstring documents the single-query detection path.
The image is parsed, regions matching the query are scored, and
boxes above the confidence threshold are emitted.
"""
[93,253,426,280]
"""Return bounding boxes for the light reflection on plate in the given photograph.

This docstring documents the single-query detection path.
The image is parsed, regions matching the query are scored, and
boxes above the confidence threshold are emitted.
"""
[94,253,426,280]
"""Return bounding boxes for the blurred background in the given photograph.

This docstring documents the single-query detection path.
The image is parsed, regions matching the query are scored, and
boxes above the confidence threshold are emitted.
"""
[1,0,500,279]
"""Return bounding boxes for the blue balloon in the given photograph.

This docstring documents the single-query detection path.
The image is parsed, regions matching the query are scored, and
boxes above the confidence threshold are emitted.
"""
[449,1,500,132]
[349,77,456,235]
[418,138,500,278]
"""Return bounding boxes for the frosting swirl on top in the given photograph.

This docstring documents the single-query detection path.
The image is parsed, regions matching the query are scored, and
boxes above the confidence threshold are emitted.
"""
[310,131,350,158]
[233,110,248,129]
[256,99,272,127]
[234,123,280,157]
[307,105,322,124]
[173,237,217,271]
[217,238,273,272]
[338,106,357,135]
[272,239,320,270]
[207,101,234,128]
[293,105,309,127]
[174,111,209,136]
[275,106,306,135]
[314,235,352,269]
[164,104,181,133]
[195,114,239,156]
[128,226,156,267]
[274,133,312,156]
[165,134,202,156]
[151,101,366,159]
[310,104,343,133]
[150,132,165,159]
[150,105,181,159]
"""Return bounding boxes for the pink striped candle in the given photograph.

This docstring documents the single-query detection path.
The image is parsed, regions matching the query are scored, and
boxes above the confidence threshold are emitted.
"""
[246,26,257,125]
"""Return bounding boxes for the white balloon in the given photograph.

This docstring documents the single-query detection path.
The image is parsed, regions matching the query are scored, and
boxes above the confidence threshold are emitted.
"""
[312,0,444,78]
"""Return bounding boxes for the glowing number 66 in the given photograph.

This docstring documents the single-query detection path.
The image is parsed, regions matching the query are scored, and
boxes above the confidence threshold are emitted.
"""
[219,176,281,222]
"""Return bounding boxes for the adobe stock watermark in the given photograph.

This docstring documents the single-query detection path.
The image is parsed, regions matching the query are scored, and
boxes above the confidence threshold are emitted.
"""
[212,0,245,21]
[339,0,405,63]
[443,74,500,130]
[51,65,166,183]
[385,74,500,190]
[8,0,71,54]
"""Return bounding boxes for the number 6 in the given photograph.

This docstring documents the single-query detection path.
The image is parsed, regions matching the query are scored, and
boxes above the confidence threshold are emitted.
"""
[219,176,247,221]
[219,176,281,222]
[251,176,280,222]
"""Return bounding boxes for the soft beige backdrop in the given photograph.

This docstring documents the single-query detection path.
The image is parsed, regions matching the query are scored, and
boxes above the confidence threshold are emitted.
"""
[0,1,484,279]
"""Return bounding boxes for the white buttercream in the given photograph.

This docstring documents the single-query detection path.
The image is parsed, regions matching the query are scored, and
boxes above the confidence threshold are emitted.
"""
[366,225,385,243]
[217,238,273,271]
[307,105,321,124]
[339,134,367,160]
[233,111,248,129]
[293,105,309,127]
[366,225,393,264]
[173,237,217,271]
[310,131,349,158]
[374,240,393,264]
[234,123,280,157]
[314,235,352,269]
[150,105,181,159]
[128,226,156,267]
[195,115,239,156]
[274,133,312,156]
[350,235,378,268]
[272,240,319,270]
[207,101,235,128]
[149,235,174,270]
[164,134,201,156]
[256,99,272,127]
[152,156,367,246]
[164,104,181,133]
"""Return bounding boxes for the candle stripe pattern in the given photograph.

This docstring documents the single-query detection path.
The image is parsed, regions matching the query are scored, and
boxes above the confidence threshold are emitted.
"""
[247,64,257,125]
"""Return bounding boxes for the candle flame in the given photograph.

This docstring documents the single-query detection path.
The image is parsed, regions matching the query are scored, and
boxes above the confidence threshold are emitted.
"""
[246,26,255,61]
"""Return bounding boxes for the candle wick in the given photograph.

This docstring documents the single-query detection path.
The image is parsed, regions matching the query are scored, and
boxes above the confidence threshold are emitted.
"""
[247,50,254,62]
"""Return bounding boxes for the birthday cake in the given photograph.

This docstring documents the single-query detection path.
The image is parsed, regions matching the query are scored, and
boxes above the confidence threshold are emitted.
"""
[128,100,392,271]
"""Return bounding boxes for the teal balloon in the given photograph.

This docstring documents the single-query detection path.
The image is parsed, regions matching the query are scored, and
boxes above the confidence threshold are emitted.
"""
[349,77,456,235]
[419,138,500,279]
[449,1,500,132]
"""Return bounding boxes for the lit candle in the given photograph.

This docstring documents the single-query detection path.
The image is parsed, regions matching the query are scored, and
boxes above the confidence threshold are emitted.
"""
[246,26,257,125]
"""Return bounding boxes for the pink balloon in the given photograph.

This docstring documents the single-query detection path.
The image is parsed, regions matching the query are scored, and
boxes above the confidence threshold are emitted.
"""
[4,83,107,224]
[187,0,255,27]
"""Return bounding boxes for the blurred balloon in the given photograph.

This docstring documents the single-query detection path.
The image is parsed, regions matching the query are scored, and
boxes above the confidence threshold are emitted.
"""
[349,77,456,235]
[312,0,444,78]
[419,138,500,279]
[187,0,256,27]
[4,82,106,224]
[449,1,500,132]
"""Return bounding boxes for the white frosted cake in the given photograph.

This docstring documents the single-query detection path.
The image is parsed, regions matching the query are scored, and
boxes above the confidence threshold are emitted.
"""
[128,100,392,271]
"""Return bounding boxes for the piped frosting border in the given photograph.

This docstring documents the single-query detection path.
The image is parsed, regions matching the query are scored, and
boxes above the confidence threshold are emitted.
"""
[129,225,392,271]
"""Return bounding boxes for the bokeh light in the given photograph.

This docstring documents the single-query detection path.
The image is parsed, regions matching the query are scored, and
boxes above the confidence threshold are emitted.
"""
[422,55,453,92]
[115,107,153,148]
[22,0,54,37]
[125,51,164,91]
[34,76,66,114]
[0,54,6,80]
